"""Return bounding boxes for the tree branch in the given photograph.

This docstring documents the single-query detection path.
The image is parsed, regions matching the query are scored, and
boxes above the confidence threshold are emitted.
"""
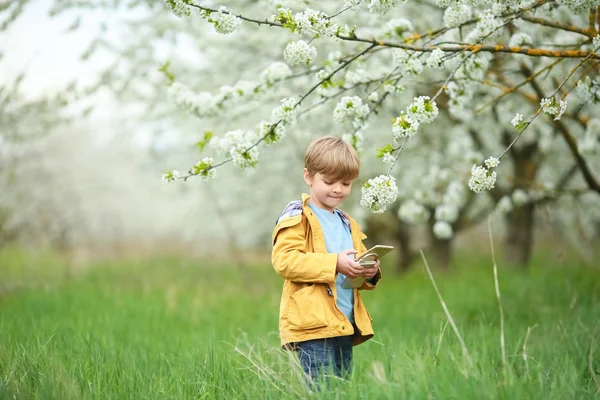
[521,15,595,37]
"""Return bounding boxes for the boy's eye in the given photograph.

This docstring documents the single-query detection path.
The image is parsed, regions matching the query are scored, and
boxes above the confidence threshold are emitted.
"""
[324,181,333,185]
[342,182,351,187]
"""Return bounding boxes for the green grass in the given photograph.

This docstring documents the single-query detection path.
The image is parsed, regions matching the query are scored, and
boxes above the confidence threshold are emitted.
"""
[0,248,599,399]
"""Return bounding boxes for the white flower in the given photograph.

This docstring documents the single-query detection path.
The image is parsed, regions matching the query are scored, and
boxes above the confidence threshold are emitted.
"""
[165,0,190,17]
[468,165,497,193]
[593,34,600,50]
[406,96,439,124]
[209,6,242,34]
[511,113,523,127]
[360,175,399,213]
[316,69,328,81]
[284,40,317,66]
[193,158,216,180]
[384,18,414,37]
[367,0,405,14]
[392,50,423,75]
[443,5,472,28]
[465,11,504,43]
[345,69,368,86]
[333,96,370,124]
[260,62,292,85]
[540,97,567,121]
[433,221,453,240]
[368,91,380,102]
[381,152,396,164]
[512,189,529,206]
[212,130,259,169]
[398,199,430,223]
[509,32,532,48]
[270,97,297,125]
[294,9,338,38]
[426,48,446,69]
[258,121,285,145]
[344,0,361,9]
[484,156,500,169]
[392,112,420,141]
[162,169,180,182]
[496,196,513,214]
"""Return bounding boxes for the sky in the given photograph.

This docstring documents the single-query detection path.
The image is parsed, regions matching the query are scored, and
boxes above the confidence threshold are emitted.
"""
[0,0,112,98]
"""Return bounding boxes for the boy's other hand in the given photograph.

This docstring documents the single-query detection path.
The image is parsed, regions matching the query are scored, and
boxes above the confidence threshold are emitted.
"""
[362,259,380,279]
[336,249,364,278]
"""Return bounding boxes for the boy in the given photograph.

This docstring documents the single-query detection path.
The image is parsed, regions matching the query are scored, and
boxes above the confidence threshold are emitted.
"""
[271,136,381,382]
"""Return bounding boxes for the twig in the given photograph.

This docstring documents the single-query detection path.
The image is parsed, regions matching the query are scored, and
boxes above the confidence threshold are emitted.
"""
[488,216,507,382]
[522,324,538,378]
[420,250,473,368]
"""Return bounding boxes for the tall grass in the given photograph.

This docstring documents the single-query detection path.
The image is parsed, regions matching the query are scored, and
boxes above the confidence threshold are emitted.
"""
[0,247,599,399]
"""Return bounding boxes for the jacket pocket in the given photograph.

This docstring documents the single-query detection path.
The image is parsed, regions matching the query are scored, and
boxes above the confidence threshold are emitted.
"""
[286,284,328,329]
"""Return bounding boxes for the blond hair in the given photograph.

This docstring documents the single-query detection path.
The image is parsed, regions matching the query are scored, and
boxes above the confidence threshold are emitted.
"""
[304,136,360,181]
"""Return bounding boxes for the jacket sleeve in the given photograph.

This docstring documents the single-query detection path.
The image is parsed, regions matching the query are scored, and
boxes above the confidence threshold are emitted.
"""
[357,231,382,290]
[272,217,337,283]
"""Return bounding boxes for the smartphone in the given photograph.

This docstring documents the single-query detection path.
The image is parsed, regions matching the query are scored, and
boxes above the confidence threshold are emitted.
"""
[357,245,394,267]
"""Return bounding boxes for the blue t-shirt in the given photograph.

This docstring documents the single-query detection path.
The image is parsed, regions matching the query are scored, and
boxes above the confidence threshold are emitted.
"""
[308,202,354,323]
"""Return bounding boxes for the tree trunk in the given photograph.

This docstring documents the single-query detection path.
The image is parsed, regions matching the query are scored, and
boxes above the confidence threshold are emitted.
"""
[504,203,535,267]
[426,227,453,269]
[364,211,416,273]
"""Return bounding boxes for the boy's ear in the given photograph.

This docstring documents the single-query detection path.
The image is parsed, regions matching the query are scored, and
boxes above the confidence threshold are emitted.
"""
[303,168,312,186]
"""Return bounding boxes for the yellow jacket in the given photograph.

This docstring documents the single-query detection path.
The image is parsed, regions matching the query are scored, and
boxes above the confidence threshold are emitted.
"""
[271,194,381,349]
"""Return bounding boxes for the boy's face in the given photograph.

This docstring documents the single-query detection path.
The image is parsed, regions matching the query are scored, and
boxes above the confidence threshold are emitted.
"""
[303,169,353,212]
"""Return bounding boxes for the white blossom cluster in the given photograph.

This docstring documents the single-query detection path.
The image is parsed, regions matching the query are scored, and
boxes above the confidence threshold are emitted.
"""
[576,76,600,104]
[260,62,292,85]
[205,6,242,35]
[392,113,420,141]
[540,97,567,121]
[168,82,216,117]
[557,0,600,13]
[270,97,298,125]
[511,113,523,128]
[458,53,491,81]
[360,175,399,213]
[443,5,472,28]
[345,68,370,86]
[407,96,439,124]
[165,0,190,17]
[593,34,600,51]
[465,11,505,43]
[333,96,370,126]
[367,0,406,14]
[392,50,423,76]
[258,121,286,145]
[212,129,260,168]
[294,9,338,38]
[284,40,317,66]
[162,169,180,182]
[193,157,216,180]
[383,18,414,38]
[468,156,500,193]
[445,81,475,121]
[426,48,446,69]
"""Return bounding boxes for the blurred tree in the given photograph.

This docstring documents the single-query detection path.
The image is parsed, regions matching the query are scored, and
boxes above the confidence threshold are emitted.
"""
[16,0,600,268]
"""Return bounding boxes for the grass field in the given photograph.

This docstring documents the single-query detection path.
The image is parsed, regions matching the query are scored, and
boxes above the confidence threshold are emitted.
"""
[1,247,599,399]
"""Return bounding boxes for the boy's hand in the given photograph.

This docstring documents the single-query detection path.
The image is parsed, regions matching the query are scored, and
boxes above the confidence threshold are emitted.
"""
[336,249,364,278]
[362,259,380,279]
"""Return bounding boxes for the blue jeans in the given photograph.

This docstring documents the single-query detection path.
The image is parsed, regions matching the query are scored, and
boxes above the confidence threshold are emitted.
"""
[296,335,353,381]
